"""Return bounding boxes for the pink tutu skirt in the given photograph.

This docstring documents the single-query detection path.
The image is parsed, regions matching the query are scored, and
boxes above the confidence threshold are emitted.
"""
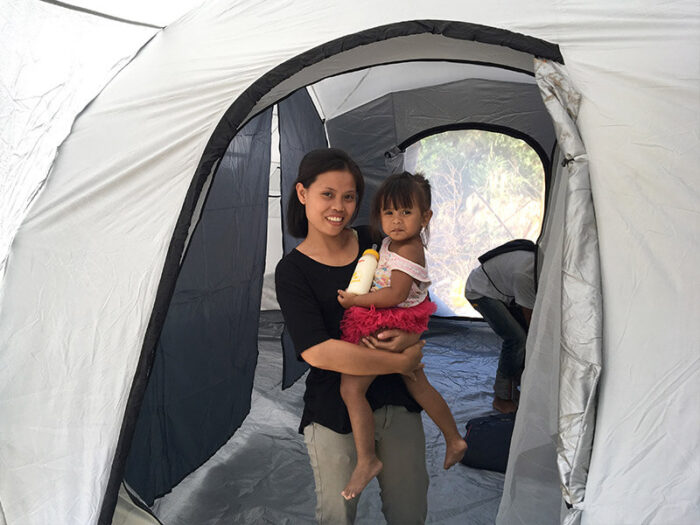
[340,298,437,344]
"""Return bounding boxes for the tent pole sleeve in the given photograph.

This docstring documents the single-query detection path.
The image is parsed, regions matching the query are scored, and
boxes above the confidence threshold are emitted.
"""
[534,59,603,525]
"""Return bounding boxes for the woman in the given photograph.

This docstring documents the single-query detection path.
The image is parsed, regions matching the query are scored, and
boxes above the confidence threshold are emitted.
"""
[275,148,429,525]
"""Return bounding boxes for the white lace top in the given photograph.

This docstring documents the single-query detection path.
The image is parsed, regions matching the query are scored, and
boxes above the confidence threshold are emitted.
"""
[371,237,431,308]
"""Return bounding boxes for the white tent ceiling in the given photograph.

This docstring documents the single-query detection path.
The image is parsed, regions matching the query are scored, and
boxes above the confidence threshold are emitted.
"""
[308,61,536,121]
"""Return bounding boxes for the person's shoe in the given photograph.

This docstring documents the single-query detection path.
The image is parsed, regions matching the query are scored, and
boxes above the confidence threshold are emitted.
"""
[492,396,517,414]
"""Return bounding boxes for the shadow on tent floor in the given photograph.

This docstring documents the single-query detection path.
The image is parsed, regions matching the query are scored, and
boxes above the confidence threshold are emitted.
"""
[153,311,505,525]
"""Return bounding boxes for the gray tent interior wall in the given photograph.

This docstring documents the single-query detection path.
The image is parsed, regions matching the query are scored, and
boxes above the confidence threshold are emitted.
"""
[278,89,328,389]
[124,108,273,505]
[279,89,328,256]
[326,94,399,217]
[326,76,555,209]
[392,78,555,156]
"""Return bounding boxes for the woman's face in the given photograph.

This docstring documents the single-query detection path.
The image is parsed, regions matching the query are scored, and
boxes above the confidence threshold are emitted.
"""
[296,170,357,238]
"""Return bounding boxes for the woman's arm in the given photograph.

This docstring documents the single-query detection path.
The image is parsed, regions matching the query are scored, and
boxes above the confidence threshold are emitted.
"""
[276,254,424,379]
[302,338,425,379]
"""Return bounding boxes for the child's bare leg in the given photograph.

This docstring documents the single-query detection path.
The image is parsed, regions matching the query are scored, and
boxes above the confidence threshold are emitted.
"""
[403,369,467,469]
[340,373,383,499]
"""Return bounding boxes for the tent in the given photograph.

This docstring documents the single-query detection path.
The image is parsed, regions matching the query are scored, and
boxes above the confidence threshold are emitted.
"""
[2,1,699,524]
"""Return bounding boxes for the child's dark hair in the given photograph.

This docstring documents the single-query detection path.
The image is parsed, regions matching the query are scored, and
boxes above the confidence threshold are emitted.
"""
[286,148,364,238]
[370,171,432,242]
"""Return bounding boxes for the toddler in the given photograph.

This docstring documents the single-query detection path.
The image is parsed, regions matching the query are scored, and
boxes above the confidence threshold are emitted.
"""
[337,172,467,500]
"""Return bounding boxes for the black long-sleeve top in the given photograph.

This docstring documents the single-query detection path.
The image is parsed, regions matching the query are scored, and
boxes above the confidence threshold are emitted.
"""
[275,226,421,434]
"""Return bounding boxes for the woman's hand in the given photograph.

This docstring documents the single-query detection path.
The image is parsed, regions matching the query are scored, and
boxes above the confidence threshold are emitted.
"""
[398,341,425,381]
[363,330,425,380]
[361,329,420,353]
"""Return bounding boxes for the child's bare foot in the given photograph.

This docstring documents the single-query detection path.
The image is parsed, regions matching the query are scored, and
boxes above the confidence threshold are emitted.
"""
[443,438,468,469]
[341,457,383,500]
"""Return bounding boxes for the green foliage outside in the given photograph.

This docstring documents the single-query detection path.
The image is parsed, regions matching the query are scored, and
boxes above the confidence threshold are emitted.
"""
[409,129,545,316]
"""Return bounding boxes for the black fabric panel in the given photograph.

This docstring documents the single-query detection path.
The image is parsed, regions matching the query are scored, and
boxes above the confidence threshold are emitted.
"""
[325,95,398,226]
[278,89,327,255]
[123,108,272,505]
[278,89,327,389]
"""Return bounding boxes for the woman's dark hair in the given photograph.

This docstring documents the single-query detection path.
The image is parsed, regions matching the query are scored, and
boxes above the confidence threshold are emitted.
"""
[370,171,432,242]
[286,148,364,238]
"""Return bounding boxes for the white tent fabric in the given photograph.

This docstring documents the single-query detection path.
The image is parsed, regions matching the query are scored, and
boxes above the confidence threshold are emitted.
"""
[0,0,203,281]
[0,1,159,281]
[1,1,699,524]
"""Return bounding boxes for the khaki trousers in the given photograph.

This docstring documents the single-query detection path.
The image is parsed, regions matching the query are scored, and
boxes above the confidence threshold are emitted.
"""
[303,405,429,525]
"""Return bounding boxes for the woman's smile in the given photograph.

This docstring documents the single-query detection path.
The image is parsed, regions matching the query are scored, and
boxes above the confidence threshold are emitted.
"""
[298,169,357,237]
[326,214,345,224]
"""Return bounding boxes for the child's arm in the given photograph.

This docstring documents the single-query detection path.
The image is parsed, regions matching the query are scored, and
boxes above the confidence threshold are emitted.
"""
[337,241,425,309]
[338,269,414,308]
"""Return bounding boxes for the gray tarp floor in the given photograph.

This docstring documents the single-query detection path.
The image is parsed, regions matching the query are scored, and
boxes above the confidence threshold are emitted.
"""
[153,311,506,524]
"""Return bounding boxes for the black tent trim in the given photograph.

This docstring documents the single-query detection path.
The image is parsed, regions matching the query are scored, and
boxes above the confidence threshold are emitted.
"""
[39,0,164,29]
[99,19,562,523]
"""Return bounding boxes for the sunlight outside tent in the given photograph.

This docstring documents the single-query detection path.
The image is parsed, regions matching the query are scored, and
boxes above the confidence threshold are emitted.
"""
[405,130,545,317]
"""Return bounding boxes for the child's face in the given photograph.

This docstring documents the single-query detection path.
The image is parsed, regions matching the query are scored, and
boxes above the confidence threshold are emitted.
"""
[380,200,431,242]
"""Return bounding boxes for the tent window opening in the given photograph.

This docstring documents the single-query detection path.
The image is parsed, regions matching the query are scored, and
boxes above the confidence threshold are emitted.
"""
[404,129,545,318]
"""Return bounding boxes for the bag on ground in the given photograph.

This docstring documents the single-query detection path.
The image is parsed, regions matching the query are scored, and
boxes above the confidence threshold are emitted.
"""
[460,413,515,473]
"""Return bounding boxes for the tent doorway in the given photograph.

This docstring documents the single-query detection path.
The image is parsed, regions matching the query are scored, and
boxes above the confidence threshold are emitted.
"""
[118,22,577,525]
[122,31,575,525]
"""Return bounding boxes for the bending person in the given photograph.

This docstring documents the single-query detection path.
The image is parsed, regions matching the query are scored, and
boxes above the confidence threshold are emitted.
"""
[275,148,428,525]
[465,246,535,413]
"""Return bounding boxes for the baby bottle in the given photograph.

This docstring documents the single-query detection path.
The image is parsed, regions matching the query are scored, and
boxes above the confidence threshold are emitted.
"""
[346,245,379,294]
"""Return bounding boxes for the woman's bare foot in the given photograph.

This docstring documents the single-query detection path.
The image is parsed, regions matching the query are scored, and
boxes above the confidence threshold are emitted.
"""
[341,457,383,500]
[443,438,468,469]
